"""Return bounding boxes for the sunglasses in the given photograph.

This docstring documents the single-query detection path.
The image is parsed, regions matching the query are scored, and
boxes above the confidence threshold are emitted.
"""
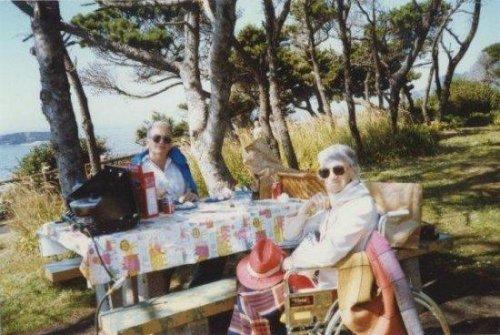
[151,134,172,144]
[318,165,345,179]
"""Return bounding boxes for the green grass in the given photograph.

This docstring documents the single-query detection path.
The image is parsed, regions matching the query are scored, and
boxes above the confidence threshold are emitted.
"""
[363,125,500,275]
[0,239,95,335]
[0,182,95,335]
[0,124,497,334]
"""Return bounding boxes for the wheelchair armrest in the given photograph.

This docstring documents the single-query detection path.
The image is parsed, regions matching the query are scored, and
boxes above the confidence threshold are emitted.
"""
[386,209,410,218]
[378,209,410,236]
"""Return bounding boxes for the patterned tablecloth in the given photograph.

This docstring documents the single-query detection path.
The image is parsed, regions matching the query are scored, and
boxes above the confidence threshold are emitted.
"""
[38,195,303,285]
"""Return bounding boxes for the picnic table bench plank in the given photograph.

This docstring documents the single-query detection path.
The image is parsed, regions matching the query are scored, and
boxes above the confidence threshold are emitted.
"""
[43,257,82,283]
[99,278,237,335]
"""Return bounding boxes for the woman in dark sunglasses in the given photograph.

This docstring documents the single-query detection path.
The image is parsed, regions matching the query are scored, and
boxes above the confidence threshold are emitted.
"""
[131,121,198,203]
[130,121,227,293]
[282,144,378,289]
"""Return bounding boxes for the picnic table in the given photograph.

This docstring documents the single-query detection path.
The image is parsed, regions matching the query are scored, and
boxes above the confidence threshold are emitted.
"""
[37,193,303,334]
[37,188,452,334]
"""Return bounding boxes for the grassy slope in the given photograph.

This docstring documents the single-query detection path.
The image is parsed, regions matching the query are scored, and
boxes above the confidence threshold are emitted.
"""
[0,232,94,335]
[363,125,499,282]
[0,125,498,334]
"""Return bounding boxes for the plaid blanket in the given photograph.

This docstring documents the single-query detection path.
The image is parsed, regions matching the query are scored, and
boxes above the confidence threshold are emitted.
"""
[228,282,285,335]
[366,231,424,335]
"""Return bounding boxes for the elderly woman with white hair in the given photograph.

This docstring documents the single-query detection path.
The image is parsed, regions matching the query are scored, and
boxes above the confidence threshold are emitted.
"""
[282,144,378,288]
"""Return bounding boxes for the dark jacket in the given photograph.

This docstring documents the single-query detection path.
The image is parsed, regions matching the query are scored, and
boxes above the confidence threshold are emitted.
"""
[131,147,198,195]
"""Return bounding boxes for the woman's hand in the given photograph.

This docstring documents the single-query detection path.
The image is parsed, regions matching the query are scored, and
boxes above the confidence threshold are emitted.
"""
[298,193,330,217]
[179,191,199,203]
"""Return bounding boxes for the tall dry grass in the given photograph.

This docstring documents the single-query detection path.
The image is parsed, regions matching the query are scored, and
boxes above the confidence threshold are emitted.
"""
[1,180,64,253]
[185,111,439,195]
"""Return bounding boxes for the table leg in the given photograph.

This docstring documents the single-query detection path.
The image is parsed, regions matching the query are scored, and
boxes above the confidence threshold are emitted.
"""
[108,283,123,308]
[121,277,136,306]
[95,284,110,312]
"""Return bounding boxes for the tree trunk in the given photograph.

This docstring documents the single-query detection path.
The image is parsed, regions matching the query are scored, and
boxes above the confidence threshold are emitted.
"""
[438,0,481,121]
[256,75,281,158]
[263,0,299,169]
[389,84,401,132]
[422,65,434,123]
[310,52,333,120]
[305,99,316,117]
[180,3,235,195]
[303,1,333,122]
[62,49,101,175]
[30,1,85,198]
[313,84,325,115]
[373,55,384,109]
[336,0,364,157]
[432,46,442,100]
[386,0,442,129]
[364,70,371,102]
[367,1,384,109]
[402,84,415,120]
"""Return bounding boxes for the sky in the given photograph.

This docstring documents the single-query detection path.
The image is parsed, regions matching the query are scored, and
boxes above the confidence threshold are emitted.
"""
[0,0,499,136]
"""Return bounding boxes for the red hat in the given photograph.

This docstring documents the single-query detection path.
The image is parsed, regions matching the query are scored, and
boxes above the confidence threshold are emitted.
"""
[237,238,286,290]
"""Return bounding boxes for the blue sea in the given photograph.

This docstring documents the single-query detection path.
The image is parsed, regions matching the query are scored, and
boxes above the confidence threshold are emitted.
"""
[0,125,144,182]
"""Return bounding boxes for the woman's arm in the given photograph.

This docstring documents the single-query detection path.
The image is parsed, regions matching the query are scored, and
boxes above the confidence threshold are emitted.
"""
[283,194,329,241]
[285,197,377,269]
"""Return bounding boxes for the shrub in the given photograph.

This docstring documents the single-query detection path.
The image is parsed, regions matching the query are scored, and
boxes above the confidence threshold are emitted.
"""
[136,112,189,145]
[425,79,500,126]
[446,79,500,117]
[464,113,493,127]
[16,138,108,179]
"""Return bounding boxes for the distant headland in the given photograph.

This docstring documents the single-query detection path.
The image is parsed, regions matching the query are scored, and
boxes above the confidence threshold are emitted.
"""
[0,132,50,145]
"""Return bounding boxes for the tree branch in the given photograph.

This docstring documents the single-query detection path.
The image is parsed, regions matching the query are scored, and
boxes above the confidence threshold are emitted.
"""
[11,1,33,16]
[97,0,193,9]
[440,39,453,61]
[355,0,373,24]
[445,26,462,46]
[275,0,292,34]
[59,21,181,74]
[12,1,182,75]
[82,65,182,98]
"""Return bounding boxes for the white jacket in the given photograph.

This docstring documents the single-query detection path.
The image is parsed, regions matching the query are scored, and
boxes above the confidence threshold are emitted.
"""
[284,181,378,288]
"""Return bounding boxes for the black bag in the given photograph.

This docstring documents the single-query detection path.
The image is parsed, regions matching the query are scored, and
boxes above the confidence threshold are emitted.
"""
[67,165,139,236]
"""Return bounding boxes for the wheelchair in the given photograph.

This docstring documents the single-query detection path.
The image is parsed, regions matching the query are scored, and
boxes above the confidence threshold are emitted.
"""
[281,210,452,335]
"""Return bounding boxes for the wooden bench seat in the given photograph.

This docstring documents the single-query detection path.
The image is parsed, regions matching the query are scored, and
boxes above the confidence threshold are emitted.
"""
[44,257,82,283]
[99,278,237,335]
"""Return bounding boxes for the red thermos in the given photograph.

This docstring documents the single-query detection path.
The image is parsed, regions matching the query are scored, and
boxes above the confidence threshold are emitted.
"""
[129,164,159,219]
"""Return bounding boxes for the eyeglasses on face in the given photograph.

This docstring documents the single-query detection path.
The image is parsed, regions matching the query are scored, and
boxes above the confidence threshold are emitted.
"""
[318,165,345,179]
[151,134,172,144]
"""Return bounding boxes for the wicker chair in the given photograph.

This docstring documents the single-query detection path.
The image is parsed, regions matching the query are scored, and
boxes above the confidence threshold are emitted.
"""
[277,172,326,199]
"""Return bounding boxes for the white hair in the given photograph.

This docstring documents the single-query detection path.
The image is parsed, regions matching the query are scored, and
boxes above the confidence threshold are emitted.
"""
[318,144,360,176]
[147,121,171,138]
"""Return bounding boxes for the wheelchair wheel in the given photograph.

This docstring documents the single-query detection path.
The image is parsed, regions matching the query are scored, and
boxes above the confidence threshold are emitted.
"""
[322,290,451,335]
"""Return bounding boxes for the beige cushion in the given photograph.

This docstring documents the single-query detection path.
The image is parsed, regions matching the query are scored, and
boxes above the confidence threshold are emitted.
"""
[365,182,422,249]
